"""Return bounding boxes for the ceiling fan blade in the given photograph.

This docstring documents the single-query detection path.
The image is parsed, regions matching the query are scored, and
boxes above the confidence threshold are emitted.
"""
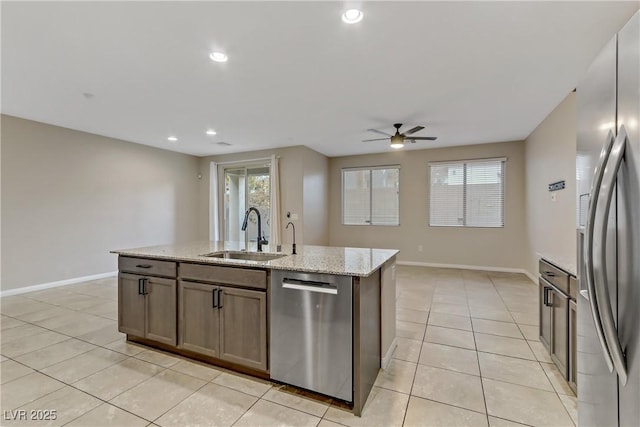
[409,136,438,141]
[362,138,390,142]
[367,128,393,137]
[403,126,425,136]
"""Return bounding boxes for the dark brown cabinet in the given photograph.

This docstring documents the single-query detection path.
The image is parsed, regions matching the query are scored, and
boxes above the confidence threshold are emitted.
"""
[219,286,267,371]
[178,281,267,371]
[569,298,577,393]
[118,272,177,346]
[549,286,569,377]
[178,280,220,357]
[539,280,552,350]
[118,273,145,338]
[118,256,269,373]
[538,259,574,381]
[178,263,268,372]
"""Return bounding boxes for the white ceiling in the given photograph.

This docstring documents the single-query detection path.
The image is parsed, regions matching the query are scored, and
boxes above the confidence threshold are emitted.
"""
[2,1,638,157]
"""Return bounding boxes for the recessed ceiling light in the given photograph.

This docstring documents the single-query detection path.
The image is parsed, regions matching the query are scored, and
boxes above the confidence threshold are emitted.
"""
[342,9,363,24]
[167,136,178,142]
[209,52,228,62]
[206,129,217,135]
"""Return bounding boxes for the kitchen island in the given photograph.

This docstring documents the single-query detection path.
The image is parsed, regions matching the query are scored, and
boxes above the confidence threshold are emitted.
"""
[111,241,397,416]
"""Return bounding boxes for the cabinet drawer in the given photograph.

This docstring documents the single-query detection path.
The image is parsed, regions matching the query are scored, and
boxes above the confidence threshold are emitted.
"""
[539,259,569,294]
[119,257,177,278]
[569,276,577,300]
[180,263,267,290]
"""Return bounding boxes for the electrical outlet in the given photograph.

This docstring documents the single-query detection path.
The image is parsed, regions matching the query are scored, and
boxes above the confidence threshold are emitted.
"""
[418,245,423,252]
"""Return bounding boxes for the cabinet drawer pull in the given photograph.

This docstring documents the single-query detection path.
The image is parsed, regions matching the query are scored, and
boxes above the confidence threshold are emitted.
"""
[136,264,153,269]
[544,271,557,277]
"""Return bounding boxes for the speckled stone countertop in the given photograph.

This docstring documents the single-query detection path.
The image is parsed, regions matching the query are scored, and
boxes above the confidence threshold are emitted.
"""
[111,241,398,277]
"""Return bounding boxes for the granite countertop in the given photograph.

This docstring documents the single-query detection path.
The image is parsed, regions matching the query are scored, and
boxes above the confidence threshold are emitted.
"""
[111,241,398,277]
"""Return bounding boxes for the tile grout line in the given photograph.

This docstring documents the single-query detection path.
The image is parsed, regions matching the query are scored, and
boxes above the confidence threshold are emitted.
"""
[146,379,210,426]
[468,273,491,427]
[400,284,431,426]
[5,270,573,425]
[5,360,158,426]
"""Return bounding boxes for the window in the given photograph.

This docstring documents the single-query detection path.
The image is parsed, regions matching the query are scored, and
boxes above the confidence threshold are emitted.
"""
[223,163,271,242]
[429,158,505,227]
[342,166,400,225]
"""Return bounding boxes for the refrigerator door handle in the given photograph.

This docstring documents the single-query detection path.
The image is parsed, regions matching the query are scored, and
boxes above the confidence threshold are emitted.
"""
[584,130,616,373]
[594,125,629,385]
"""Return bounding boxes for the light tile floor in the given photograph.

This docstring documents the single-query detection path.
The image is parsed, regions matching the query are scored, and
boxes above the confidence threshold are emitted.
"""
[0,267,577,426]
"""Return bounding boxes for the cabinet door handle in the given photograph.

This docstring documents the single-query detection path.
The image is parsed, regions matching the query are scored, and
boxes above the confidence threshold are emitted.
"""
[136,264,152,269]
[138,278,143,295]
[218,289,223,309]
[212,288,217,308]
[142,278,148,295]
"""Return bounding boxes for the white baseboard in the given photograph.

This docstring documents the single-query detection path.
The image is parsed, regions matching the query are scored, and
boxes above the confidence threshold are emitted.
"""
[522,270,537,284]
[396,261,536,284]
[1,271,118,297]
[381,337,398,370]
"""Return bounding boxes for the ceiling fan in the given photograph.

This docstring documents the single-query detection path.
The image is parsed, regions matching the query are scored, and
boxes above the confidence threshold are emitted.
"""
[363,123,437,149]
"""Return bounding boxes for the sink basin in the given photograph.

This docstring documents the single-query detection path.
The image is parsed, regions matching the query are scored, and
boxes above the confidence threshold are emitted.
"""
[201,251,286,262]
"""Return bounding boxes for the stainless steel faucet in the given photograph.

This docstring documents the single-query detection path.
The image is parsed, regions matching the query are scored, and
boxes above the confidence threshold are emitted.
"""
[286,221,296,254]
[241,207,268,252]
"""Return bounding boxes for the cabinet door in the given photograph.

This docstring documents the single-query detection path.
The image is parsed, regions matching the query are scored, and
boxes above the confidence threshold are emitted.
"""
[539,280,552,351]
[568,299,577,393]
[118,273,145,337]
[145,277,177,346]
[550,288,569,378]
[219,287,267,371]
[178,281,219,358]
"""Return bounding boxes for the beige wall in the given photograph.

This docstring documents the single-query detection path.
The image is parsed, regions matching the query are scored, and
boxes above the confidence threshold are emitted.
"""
[1,115,200,291]
[524,92,577,276]
[329,141,527,270]
[198,145,329,246]
[302,148,330,246]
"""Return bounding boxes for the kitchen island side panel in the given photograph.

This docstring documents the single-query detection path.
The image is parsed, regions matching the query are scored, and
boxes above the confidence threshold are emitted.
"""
[353,269,381,416]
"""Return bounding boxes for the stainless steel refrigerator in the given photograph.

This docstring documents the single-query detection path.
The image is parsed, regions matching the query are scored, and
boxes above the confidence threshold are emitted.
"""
[576,10,639,427]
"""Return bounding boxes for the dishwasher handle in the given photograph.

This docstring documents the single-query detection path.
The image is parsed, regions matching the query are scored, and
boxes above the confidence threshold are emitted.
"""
[282,278,338,295]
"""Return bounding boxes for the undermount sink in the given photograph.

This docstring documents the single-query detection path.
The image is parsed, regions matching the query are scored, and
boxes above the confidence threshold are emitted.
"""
[201,251,286,262]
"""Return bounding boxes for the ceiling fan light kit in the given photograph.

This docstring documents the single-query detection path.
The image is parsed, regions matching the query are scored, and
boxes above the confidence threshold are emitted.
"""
[390,135,404,149]
[363,123,437,149]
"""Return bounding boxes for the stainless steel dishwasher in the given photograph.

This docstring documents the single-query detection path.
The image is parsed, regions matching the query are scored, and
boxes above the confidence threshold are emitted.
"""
[270,270,353,402]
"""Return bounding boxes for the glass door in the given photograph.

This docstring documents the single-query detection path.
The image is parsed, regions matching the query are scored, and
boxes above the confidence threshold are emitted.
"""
[223,164,271,245]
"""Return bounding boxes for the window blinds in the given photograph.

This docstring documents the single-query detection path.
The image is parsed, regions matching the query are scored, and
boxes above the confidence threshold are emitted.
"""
[342,167,400,225]
[429,158,505,227]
